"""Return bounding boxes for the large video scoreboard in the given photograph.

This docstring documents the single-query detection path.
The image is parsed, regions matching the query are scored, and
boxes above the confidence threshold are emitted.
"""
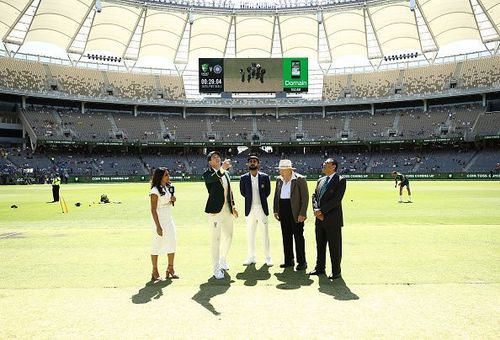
[199,58,308,94]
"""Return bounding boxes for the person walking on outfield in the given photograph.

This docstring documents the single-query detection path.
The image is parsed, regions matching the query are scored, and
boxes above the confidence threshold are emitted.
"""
[273,159,309,271]
[149,167,179,281]
[51,173,61,202]
[239,154,273,267]
[203,151,239,280]
[309,158,346,280]
[392,171,412,203]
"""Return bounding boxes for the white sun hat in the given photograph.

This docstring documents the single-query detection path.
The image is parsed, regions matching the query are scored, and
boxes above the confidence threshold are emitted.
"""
[276,159,295,170]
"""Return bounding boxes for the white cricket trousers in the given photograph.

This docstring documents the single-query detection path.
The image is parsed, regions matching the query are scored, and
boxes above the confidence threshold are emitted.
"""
[245,205,271,261]
[208,207,234,272]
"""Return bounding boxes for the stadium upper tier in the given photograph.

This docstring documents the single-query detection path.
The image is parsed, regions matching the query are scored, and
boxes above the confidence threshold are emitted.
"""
[322,55,500,100]
[0,57,186,101]
[0,55,499,103]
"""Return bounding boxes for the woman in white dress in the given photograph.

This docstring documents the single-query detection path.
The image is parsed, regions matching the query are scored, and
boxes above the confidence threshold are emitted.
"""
[150,167,179,281]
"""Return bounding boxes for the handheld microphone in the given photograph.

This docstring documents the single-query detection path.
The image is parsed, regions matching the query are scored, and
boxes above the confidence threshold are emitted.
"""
[168,185,175,206]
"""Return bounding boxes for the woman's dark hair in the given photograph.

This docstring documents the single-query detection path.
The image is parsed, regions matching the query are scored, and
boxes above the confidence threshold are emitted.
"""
[151,167,169,196]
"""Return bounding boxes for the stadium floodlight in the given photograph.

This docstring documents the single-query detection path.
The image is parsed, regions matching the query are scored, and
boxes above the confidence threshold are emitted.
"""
[316,11,323,24]
[96,0,102,13]
[410,0,415,11]
[383,51,420,62]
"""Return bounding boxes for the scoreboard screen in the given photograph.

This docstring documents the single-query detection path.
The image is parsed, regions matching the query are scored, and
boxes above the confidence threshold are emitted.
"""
[224,58,283,93]
[198,57,308,94]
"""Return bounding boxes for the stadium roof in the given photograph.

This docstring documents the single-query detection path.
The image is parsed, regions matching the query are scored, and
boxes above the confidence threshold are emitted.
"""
[1,0,499,66]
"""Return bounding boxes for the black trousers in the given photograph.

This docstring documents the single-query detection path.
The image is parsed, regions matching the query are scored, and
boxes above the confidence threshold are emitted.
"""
[52,185,60,202]
[315,221,342,276]
[279,199,306,265]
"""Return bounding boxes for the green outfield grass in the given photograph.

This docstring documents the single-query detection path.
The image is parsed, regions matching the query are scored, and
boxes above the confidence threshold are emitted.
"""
[0,181,499,338]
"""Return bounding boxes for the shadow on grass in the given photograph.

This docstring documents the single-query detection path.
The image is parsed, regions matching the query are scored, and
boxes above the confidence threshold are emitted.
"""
[236,264,271,286]
[274,267,314,290]
[131,279,173,304]
[192,273,235,316]
[318,275,359,301]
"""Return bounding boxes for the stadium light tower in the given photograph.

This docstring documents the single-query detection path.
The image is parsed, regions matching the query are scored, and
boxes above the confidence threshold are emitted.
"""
[316,11,323,24]
[188,10,195,25]
[96,0,102,13]
[410,0,415,11]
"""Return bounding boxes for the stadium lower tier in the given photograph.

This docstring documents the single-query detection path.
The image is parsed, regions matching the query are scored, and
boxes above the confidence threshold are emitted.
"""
[1,144,499,184]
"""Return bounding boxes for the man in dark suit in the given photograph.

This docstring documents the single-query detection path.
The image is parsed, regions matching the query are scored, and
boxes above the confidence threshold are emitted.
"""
[273,159,309,271]
[239,155,272,267]
[309,158,346,280]
[203,151,239,279]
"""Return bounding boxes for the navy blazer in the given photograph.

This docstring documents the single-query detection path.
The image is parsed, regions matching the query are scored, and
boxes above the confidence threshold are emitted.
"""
[239,172,271,216]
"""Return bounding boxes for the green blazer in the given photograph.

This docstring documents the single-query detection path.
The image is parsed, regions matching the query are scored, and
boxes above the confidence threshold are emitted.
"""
[203,167,235,214]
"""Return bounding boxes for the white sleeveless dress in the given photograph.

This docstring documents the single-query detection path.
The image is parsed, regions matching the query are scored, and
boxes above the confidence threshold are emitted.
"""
[150,186,176,255]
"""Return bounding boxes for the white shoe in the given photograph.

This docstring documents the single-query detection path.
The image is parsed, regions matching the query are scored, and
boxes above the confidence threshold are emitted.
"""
[220,261,229,271]
[243,257,256,266]
[265,258,274,267]
[213,269,224,280]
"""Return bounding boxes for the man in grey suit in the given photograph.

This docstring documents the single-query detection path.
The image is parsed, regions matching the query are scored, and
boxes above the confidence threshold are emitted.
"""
[273,159,309,271]
[308,158,346,280]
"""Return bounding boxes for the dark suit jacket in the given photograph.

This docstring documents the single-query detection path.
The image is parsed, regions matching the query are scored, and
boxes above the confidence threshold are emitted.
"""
[203,167,235,214]
[312,173,346,228]
[239,172,271,216]
[273,173,309,223]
